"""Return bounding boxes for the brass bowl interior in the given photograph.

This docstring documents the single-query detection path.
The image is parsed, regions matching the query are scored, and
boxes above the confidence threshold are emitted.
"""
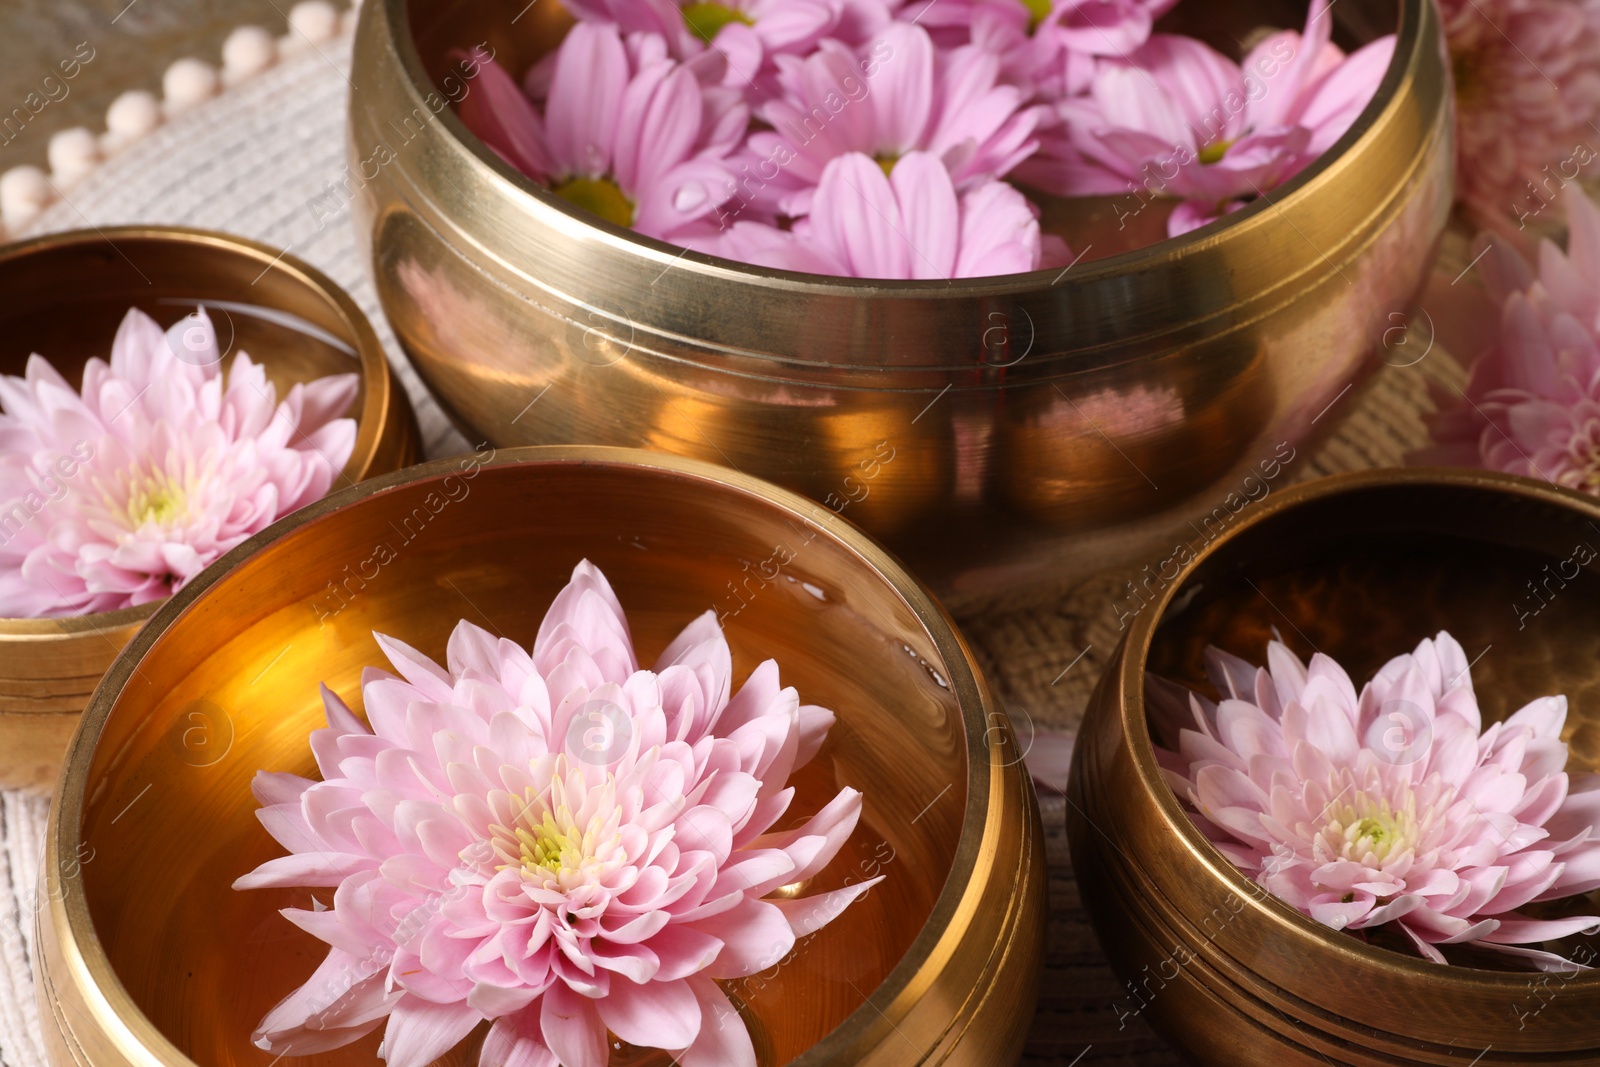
[71,455,971,1066]
[1144,476,1600,970]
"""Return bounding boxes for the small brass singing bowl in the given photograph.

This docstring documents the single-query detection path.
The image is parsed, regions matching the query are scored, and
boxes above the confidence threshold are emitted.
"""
[1069,468,1600,1066]
[0,226,419,792]
[348,0,1451,614]
[39,447,1045,1067]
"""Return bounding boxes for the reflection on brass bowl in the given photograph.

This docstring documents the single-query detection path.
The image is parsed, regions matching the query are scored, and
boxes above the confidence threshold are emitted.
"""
[1069,468,1600,1066]
[0,226,419,792]
[38,447,1044,1067]
[348,0,1451,613]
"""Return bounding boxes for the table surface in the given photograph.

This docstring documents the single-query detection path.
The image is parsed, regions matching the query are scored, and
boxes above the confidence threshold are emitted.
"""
[0,0,282,171]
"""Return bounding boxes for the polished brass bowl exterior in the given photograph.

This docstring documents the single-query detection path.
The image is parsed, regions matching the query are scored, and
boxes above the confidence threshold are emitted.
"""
[347,0,1450,613]
[39,446,1044,1067]
[0,226,419,792]
[1069,468,1600,1066]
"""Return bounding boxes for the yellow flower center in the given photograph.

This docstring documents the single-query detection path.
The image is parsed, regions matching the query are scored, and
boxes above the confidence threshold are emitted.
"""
[1018,0,1052,32]
[553,175,635,228]
[514,806,586,875]
[120,471,187,528]
[1198,139,1234,166]
[482,776,623,891]
[1323,795,1417,866]
[875,153,899,177]
[681,2,753,43]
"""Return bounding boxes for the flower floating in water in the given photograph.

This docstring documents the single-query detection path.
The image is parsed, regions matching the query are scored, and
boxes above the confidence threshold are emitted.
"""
[0,307,357,617]
[1021,0,1394,235]
[237,561,877,1067]
[739,22,1046,218]
[452,0,1398,273]
[691,150,1060,276]
[456,25,749,241]
[1416,186,1600,494]
[565,0,840,79]
[1148,631,1600,969]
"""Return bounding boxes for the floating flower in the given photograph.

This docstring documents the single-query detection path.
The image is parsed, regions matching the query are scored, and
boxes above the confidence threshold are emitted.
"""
[795,150,1056,277]
[0,307,356,617]
[1415,185,1600,492]
[455,27,747,240]
[1018,0,1394,234]
[1149,631,1600,969]
[683,150,1061,275]
[740,22,1045,217]
[452,0,1401,267]
[237,561,877,1067]
[1044,0,1180,55]
[562,0,840,83]
[904,0,1174,96]
[1439,0,1600,239]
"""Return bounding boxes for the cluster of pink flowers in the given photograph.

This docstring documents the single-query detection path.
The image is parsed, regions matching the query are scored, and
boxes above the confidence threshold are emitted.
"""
[456,0,1394,278]
[1150,632,1600,969]
[0,307,357,617]
[1417,186,1600,493]
[1437,0,1600,241]
[238,561,876,1067]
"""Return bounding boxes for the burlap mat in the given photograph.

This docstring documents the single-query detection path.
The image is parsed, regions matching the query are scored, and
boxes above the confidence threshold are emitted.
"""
[1,23,1459,1067]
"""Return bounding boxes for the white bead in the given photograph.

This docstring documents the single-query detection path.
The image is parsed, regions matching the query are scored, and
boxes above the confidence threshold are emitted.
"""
[162,58,219,116]
[0,166,53,232]
[287,1,340,47]
[46,128,99,189]
[102,90,162,153]
[221,25,277,85]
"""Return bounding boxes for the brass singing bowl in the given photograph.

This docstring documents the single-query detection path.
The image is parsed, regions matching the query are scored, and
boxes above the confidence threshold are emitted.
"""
[38,446,1045,1067]
[0,226,419,792]
[347,0,1451,614]
[1069,468,1600,1066]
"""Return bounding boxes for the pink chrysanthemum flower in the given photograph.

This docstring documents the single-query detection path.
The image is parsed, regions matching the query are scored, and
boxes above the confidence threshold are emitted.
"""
[738,22,1045,217]
[1416,186,1600,492]
[1149,632,1600,969]
[1019,0,1394,235]
[237,561,877,1067]
[562,0,840,84]
[681,150,1063,276]
[0,307,356,617]
[1440,0,1600,238]
[455,27,747,240]
[904,0,1176,97]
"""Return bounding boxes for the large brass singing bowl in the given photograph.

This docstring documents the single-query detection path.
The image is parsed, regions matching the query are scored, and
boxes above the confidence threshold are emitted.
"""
[0,226,419,793]
[38,447,1045,1067]
[347,0,1451,614]
[1069,468,1600,1065]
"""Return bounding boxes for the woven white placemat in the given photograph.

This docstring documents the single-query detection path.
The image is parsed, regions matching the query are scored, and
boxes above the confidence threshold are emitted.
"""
[1,22,1452,1066]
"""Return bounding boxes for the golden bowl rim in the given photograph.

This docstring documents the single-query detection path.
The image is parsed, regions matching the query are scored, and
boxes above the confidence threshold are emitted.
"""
[375,0,1430,296]
[0,224,406,640]
[47,444,998,1065]
[1110,464,1600,988]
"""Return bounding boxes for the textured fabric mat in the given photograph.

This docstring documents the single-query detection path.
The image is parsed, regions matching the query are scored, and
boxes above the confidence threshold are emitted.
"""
[5,24,1454,1067]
